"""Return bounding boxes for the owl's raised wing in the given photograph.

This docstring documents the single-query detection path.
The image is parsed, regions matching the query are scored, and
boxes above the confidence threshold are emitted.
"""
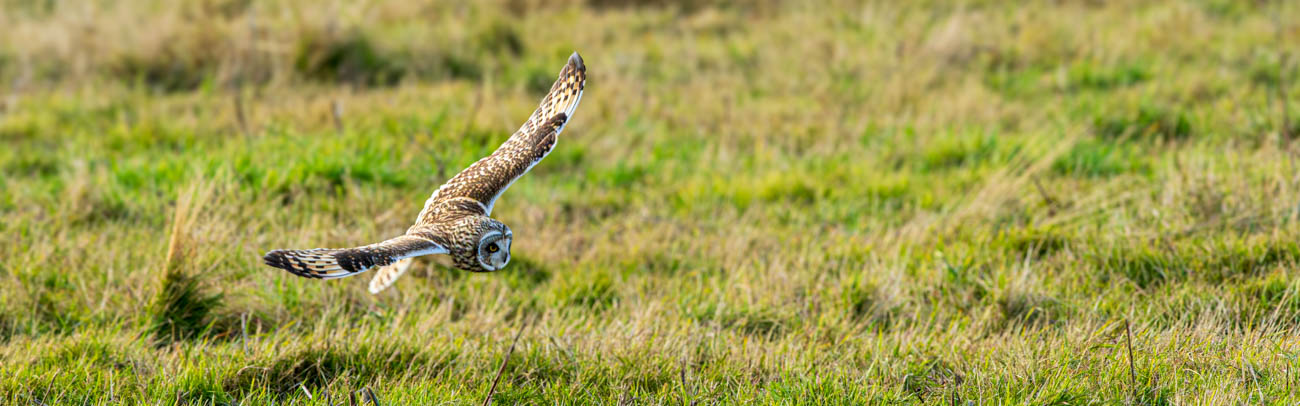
[414,52,585,225]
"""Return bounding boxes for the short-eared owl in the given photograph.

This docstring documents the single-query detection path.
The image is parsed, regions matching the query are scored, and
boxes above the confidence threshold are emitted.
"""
[263,52,585,293]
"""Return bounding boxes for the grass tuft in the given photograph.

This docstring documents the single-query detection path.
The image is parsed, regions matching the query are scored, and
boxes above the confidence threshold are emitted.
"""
[147,267,223,346]
[146,183,223,346]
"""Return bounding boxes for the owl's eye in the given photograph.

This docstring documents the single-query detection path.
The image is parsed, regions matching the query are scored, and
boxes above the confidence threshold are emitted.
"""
[486,243,499,253]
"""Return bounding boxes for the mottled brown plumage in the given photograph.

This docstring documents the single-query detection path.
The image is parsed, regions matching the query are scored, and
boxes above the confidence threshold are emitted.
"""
[414,52,585,219]
[263,52,586,293]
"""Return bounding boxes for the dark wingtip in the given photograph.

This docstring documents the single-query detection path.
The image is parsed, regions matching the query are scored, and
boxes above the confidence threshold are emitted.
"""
[263,250,290,270]
[568,51,584,72]
[263,250,316,278]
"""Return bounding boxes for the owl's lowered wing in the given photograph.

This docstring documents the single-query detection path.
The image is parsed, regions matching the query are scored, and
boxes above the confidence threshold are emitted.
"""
[263,235,446,279]
[368,258,414,294]
[414,52,585,225]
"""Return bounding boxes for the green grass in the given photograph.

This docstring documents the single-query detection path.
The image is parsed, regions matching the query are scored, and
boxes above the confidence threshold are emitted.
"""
[3,0,1300,404]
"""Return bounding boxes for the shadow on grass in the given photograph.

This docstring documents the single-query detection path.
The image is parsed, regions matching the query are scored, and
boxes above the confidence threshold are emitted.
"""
[223,343,456,398]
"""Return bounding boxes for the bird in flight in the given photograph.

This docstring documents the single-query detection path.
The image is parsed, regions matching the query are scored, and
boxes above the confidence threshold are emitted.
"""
[263,52,585,294]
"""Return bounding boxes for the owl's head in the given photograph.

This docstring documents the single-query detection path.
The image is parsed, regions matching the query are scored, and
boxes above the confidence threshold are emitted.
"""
[472,218,512,272]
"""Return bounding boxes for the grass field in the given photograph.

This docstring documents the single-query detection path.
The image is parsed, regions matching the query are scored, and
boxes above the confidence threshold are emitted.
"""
[3,0,1300,404]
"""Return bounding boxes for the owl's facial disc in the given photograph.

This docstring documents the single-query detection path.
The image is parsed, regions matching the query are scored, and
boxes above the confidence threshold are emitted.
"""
[477,230,512,271]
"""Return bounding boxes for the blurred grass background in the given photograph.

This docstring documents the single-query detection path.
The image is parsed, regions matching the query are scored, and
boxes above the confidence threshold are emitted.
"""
[2,0,1300,403]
